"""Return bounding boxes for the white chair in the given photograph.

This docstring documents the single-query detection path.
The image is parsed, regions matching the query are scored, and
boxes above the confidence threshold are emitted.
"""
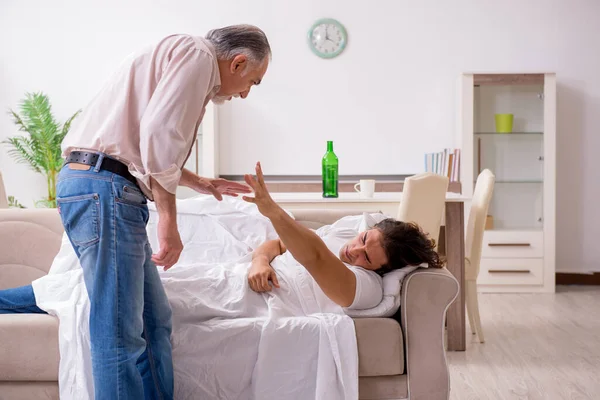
[464,169,495,343]
[397,172,449,249]
[0,171,8,209]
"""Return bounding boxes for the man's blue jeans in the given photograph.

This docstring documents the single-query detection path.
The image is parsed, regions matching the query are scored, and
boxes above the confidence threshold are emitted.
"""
[1,163,175,399]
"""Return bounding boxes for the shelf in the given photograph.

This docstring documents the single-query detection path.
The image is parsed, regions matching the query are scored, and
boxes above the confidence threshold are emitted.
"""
[461,73,555,292]
[475,132,543,135]
[473,73,545,86]
[475,180,543,184]
[484,228,543,232]
[498,180,543,184]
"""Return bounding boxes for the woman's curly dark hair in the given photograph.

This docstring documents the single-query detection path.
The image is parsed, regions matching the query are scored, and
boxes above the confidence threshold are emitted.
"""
[372,219,444,276]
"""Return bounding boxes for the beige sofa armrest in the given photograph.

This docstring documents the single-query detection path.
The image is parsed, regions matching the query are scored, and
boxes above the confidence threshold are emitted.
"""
[401,267,459,400]
[0,171,8,209]
[0,209,63,289]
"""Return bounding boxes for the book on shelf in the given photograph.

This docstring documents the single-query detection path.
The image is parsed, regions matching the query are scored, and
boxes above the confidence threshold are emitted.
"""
[424,148,461,182]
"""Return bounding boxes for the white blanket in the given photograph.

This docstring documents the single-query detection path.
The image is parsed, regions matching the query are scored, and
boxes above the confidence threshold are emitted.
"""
[32,196,359,400]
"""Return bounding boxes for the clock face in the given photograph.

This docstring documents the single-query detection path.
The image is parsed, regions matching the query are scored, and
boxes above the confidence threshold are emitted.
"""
[308,18,347,58]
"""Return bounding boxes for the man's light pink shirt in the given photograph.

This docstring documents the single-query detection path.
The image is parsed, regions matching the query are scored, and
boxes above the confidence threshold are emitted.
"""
[62,34,221,199]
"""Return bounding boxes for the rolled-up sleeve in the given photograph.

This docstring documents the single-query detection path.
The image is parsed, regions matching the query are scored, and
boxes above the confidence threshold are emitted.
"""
[133,38,215,195]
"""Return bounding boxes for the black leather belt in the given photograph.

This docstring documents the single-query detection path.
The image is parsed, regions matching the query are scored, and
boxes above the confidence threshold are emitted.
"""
[64,151,139,187]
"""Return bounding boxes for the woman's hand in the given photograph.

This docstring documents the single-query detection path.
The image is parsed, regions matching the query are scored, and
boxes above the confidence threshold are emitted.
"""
[248,258,280,292]
[243,162,280,219]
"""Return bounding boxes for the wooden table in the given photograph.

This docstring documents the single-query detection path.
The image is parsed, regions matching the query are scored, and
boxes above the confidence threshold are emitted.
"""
[443,201,466,351]
[271,192,468,352]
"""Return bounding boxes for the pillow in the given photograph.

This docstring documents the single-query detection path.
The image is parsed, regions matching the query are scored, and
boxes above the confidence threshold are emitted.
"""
[330,211,387,232]
[344,265,419,318]
[344,213,430,318]
[358,212,379,232]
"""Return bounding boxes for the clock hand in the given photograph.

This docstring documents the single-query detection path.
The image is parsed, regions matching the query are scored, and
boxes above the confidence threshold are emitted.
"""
[326,37,338,46]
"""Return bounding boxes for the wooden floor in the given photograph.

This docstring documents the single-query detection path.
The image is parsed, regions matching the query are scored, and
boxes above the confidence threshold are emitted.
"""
[447,286,600,400]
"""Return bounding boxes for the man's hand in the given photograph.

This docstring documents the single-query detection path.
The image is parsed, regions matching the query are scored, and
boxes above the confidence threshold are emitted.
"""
[150,176,183,271]
[151,217,184,271]
[243,162,279,218]
[180,169,251,201]
[193,176,252,201]
[248,257,280,292]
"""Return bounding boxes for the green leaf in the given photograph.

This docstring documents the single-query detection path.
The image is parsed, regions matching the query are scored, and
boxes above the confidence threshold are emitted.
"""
[8,196,26,209]
[4,92,80,207]
[35,198,56,208]
[3,136,42,173]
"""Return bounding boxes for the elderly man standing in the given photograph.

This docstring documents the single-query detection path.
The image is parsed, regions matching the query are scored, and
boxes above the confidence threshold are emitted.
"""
[55,25,270,399]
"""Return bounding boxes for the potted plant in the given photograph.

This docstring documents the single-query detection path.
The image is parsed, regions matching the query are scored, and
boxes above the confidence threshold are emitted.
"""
[8,196,25,209]
[4,92,80,208]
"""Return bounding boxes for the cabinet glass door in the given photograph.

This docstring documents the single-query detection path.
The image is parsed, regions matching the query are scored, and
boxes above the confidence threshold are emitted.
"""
[473,83,544,230]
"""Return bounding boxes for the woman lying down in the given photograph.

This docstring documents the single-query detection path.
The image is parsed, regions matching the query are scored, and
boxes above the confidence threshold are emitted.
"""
[0,163,443,400]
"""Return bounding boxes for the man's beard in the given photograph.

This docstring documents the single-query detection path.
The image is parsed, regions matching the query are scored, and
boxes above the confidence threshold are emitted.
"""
[211,96,228,105]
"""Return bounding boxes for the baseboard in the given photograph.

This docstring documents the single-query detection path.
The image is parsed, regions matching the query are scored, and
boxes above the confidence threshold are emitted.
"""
[556,273,600,285]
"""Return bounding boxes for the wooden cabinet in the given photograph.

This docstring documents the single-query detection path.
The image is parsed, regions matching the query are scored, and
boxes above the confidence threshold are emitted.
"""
[459,73,556,293]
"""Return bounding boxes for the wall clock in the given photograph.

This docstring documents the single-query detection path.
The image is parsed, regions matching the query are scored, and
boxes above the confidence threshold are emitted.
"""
[308,18,347,59]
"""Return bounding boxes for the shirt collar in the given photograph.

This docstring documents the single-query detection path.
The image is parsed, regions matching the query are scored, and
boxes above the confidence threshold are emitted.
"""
[199,37,221,92]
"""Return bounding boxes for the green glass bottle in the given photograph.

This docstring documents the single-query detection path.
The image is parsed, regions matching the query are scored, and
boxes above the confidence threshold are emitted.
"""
[322,140,339,198]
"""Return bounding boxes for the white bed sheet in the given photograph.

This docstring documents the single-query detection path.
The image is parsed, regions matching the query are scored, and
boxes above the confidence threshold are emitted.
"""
[32,196,359,400]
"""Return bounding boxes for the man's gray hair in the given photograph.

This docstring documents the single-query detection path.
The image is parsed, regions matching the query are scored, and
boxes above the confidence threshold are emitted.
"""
[206,24,271,65]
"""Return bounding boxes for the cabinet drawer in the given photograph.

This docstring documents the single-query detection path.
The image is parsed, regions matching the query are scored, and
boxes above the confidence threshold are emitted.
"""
[477,258,544,285]
[481,231,544,258]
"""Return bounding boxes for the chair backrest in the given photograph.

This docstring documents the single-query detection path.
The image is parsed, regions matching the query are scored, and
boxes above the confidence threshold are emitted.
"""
[396,172,449,249]
[465,169,495,279]
[0,171,8,209]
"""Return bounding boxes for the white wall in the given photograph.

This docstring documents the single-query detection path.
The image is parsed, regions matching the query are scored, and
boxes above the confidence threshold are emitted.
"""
[1,0,599,273]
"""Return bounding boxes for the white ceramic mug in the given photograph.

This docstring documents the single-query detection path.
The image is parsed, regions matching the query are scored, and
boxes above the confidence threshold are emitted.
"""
[354,179,376,198]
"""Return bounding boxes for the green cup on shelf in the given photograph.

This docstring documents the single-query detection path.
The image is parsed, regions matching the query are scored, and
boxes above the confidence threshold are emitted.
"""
[495,113,514,133]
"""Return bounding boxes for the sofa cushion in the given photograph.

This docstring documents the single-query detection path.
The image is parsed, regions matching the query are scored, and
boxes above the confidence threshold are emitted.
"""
[354,317,404,376]
[359,375,408,400]
[0,382,59,400]
[0,314,59,381]
[0,315,403,382]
